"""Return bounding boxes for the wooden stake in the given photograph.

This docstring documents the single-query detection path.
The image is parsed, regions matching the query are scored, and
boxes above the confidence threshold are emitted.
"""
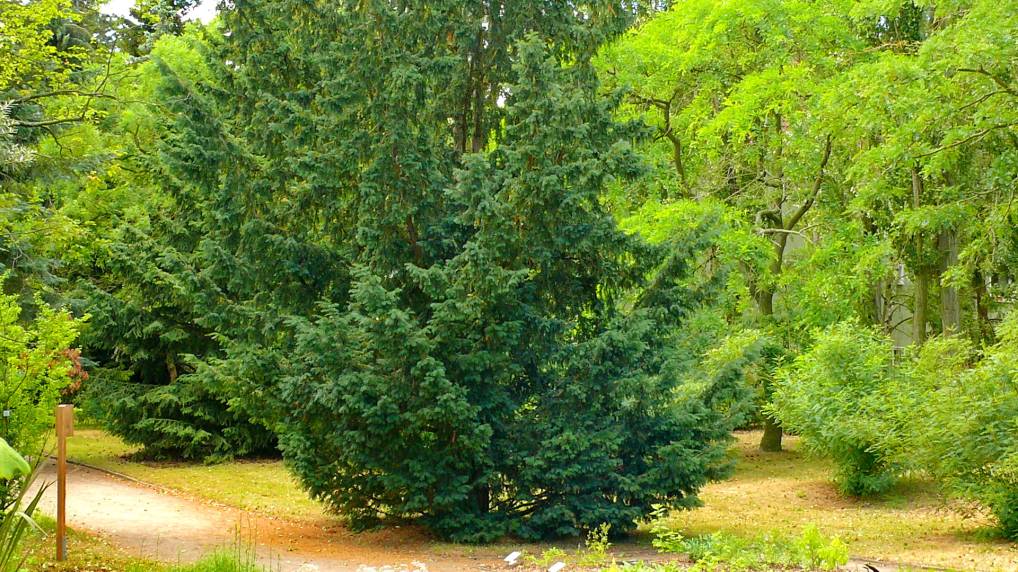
[55,404,73,562]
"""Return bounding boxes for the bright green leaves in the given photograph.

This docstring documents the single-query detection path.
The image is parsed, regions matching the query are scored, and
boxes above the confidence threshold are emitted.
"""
[0,440,30,481]
[771,322,898,495]
[0,285,81,454]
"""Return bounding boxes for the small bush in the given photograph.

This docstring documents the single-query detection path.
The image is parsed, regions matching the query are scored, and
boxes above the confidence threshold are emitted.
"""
[648,518,848,572]
[524,547,568,568]
[577,523,613,567]
[769,321,897,495]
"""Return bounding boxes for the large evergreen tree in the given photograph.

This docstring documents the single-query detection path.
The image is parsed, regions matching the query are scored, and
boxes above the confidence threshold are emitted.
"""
[142,1,743,541]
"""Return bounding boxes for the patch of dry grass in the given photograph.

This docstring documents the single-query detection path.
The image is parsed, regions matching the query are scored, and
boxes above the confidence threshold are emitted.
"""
[663,432,1018,571]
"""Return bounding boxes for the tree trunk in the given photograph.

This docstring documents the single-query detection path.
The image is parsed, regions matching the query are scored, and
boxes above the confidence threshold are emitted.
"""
[861,216,887,328]
[473,484,490,514]
[756,267,782,452]
[911,167,929,346]
[938,230,961,336]
[974,270,993,344]
[760,415,783,453]
[913,269,930,346]
[167,354,178,384]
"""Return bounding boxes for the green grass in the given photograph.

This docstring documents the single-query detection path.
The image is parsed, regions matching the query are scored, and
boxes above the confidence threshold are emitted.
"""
[64,429,326,522]
[660,432,1018,571]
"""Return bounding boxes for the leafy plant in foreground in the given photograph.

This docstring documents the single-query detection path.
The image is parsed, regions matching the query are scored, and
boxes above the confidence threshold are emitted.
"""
[0,286,80,455]
[0,439,46,572]
[646,521,848,572]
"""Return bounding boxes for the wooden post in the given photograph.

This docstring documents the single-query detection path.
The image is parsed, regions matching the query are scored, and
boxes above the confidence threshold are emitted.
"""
[55,404,73,562]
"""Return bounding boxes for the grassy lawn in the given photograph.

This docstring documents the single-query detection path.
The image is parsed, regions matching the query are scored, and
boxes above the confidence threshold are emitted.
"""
[63,428,326,523]
[664,432,1018,571]
[58,427,1018,571]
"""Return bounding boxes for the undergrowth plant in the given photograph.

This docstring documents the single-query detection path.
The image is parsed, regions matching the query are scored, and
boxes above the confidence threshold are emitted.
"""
[639,516,848,572]
[769,322,897,495]
[578,523,613,567]
[0,439,45,572]
[902,314,1018,539]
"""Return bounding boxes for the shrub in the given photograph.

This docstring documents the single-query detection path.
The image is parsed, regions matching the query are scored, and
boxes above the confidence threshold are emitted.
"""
[903,314,1018,539]
[770,321,897,495]
[83,367,276,462]
[79,229,276,462]
[648,520,848,572]
[0,288,81,454]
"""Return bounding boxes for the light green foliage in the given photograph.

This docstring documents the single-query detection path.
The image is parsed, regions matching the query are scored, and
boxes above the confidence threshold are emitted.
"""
[0,286,81,454]
[903,314,1018,539]
[524,547,568,568]
[0,0,78,91]
[771,311,1018,537]
[598,0,874,452]
[646,521,848,572]
[0,443,45,572]
[0,440,29,481]
[770,322,897,495]
[677,529,847,572]
[577,522,613,567]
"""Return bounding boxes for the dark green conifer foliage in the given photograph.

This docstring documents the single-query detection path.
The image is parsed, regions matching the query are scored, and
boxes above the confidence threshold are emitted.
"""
[146,1,741,541]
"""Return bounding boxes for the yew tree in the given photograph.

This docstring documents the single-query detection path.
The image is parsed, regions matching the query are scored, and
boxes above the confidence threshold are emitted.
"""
[143,0,741,541]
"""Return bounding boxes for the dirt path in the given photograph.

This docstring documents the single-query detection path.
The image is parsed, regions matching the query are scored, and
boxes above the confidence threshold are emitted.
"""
[33,461,503,571]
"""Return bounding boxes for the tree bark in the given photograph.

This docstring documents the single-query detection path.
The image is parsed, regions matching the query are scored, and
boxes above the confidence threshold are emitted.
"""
[760,416,783,452]
[913,269,930,345]
[757,250,783,453]
[938,230,961,336]
[167,354,178,384]
[911,167,929,346]
[974,270,993,344]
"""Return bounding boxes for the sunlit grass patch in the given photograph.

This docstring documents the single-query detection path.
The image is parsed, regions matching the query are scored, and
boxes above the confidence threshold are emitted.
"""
[660,432,1018,571]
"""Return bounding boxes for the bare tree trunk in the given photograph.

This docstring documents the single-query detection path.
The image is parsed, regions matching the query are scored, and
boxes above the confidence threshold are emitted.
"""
[757,242,784,453]
[862,216,887,327]
[760,415,783,453]
[939,230,961,336]
[913,270,930,345]
[974,270,993,344]
[167,354,178,384]
[911,167,929,346]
